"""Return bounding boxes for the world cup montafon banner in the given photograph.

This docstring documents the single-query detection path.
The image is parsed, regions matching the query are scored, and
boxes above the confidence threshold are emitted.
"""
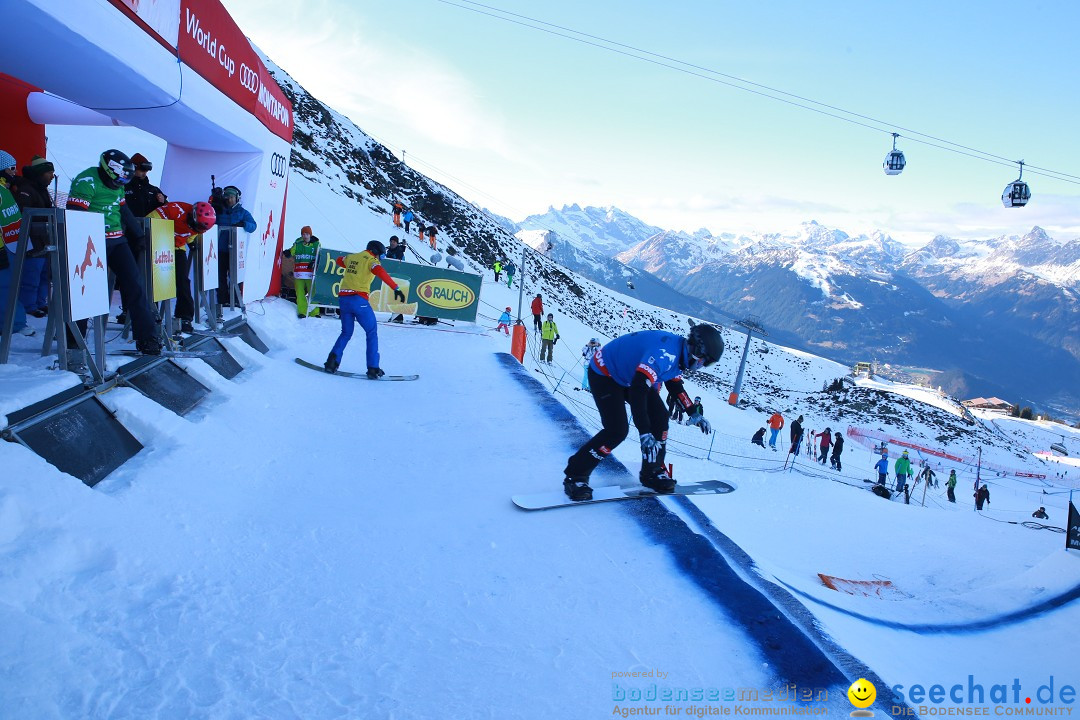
[107,0,293,302]
[309,250,482,323]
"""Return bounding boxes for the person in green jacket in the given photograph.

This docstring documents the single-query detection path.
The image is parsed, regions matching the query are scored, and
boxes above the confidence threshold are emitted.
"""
[0,160,33,338]
[66,149,161,356]
[282,225,320,318]
[946,470,957,503]
[540,313,559,363]
[894,450,913,493]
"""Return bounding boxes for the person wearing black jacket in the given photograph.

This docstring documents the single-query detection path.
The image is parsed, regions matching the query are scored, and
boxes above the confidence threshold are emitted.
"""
[13,156,55,317]
[830,431,844,471]
[124,153,167,218]
[789,415,804,457]
[384,235,406,260]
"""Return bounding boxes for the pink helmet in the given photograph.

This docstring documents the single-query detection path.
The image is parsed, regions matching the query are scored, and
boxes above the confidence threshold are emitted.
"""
[191,201,216,232]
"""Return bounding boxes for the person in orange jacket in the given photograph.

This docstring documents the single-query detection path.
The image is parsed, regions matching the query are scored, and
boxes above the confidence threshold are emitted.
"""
[530,293,544,332]
[150,200,217,334]
[767,411,785,451]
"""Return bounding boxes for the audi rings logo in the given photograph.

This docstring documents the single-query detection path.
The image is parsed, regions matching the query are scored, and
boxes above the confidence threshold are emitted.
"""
[239,63,260,93]
[270,153,288,178]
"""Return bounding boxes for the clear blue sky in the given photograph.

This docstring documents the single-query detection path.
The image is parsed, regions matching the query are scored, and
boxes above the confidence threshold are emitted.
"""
[223,0,1080,244]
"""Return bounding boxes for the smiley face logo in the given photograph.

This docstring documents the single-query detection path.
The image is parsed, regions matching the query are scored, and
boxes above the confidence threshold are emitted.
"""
[848,678,876,711]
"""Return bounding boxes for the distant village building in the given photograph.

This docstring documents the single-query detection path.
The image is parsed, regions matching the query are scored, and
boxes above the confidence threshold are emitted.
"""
[962,397,1014,414]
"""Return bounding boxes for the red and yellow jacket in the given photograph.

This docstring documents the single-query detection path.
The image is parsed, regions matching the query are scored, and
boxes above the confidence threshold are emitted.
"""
[335,250,398,298]
[150,202,199,249]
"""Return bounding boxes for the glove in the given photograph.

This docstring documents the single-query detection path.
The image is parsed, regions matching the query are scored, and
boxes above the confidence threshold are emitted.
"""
[640,433,662,463]
[554,335,559,345]
[393,288,406,302]
[688,414,712,434]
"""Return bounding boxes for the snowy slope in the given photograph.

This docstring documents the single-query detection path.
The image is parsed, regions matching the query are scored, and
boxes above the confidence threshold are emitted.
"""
[3,38,1080,720]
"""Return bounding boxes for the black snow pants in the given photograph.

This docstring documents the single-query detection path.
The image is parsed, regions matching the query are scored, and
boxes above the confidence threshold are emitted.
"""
[565,369,669,480]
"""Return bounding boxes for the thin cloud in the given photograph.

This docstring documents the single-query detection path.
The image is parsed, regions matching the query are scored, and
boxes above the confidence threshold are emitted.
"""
[224,0,513,156]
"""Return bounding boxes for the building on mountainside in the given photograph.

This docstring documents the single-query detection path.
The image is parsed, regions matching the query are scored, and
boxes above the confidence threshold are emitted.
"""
[962,397,1014,414]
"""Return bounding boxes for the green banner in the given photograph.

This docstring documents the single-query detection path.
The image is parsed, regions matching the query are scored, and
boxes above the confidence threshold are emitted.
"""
[309,249,482,322]
[150,217,176,303]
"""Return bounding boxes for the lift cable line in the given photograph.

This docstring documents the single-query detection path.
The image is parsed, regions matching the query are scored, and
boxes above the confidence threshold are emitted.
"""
[433,0,1080,187]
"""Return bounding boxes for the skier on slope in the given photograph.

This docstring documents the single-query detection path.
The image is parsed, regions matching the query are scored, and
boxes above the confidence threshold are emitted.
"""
[815,427,832,465]
[562,325,724,501]
[894,450,913,493]
[789,415,804,458]
[581,338,601,390]
[767,411,784,451]
[495,306,512,335]
[323,240,406,378]
[830,431,844,471]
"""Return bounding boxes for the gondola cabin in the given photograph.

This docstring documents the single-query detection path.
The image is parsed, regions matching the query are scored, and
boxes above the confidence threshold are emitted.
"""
[883,150,906,175]
[1002,179,1031,208]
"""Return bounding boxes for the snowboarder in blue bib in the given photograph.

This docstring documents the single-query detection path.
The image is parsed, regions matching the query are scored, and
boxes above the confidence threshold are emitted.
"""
[563,324,724,501]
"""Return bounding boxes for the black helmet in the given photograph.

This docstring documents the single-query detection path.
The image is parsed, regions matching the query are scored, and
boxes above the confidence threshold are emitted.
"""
[367,240,386,256]
[686,323,724,369]
[99,149,133,188]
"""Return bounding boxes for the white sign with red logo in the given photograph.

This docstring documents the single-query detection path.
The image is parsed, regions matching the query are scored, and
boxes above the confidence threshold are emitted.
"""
[65,211,111,321]
[235,230,247,284]
[201,225,219,290]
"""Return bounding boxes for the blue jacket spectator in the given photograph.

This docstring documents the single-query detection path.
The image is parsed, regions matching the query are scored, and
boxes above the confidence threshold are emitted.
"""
[216,186,257,232]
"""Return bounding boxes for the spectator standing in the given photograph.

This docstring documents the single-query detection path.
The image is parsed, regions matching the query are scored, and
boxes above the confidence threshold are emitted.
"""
[530,293,543,333]
[767,411,784,451]
[150,201,217,334]
[426,224,438,250]
[918,462,936,489]
[392,200,403,228]
[789,415,804,457]
[946,470,957,502]
[0,152,34,338]
[66,149,161,356]
[282,226,321,318]
[830,431,844,471]
[402,208,414,233]
[492,259,502,283]
[540,313,559,364]
[323,239,405,378]
[581,338,601,390]
[213,185,257,315]
[13,155,55,319]
[874,455,889,485]
[495,306,511,335]
[124,153,167,217]
[504,260,516,288]
[815,427,832,465]
[384,235,406,260]
[894,450,912,493]
[975,483,990,510]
